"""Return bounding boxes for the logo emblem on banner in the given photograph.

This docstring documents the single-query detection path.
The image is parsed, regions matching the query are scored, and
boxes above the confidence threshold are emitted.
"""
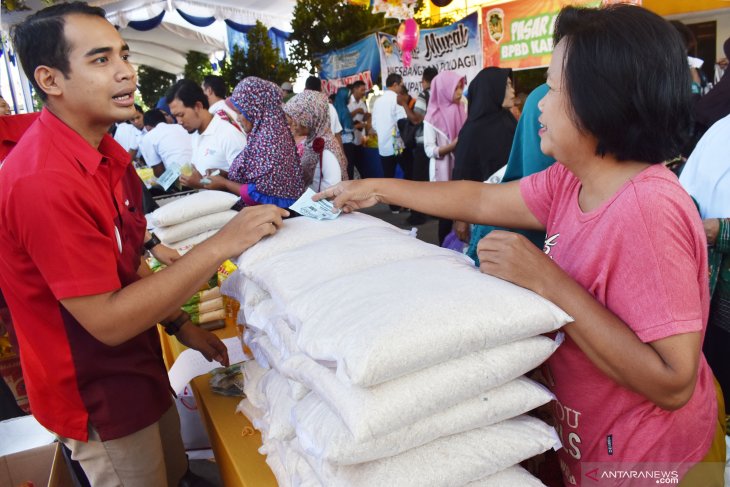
[487,8,505,43]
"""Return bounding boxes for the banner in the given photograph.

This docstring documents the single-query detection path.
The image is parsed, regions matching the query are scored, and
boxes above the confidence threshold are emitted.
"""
[317,34,382,95]
[378,12,482,96]
[482,0,603,70]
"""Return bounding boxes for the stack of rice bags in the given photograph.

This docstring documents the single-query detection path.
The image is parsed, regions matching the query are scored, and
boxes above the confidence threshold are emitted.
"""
[147,190,239,251]
[222,213,571,487]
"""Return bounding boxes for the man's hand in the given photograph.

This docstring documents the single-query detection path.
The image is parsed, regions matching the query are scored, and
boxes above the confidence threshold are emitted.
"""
[151,244,182,266]
[211,205,289,259]
[175,322,229,366]
[179,168,204,189]
[313,180,383,214]
[453,220,470,243]
[703,218,720,245]
[201,174,229,191]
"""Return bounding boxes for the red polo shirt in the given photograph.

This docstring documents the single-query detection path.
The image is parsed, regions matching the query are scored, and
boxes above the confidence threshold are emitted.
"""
[0,108,171,441]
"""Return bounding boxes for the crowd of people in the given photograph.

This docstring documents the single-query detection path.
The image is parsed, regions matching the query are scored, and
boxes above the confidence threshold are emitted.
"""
[0,1,728,486]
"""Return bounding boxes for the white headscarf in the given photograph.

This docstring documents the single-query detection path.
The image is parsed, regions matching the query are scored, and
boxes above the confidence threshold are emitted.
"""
[679,114,730,219]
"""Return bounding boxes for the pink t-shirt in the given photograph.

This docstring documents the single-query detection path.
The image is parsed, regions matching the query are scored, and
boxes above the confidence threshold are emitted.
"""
[521,163,716,486]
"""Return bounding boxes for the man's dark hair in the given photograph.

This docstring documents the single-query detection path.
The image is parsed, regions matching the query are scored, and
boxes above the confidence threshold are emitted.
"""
[553,5,691,163]
[143,109,166,128]
[385,73,403,88]
[133,103,143,114]
[422,67,438,84]
[351,80,366,90]
[11,2,106,101]
[305,76,322,92]
[166,79,209,109]
[202,75,228,99]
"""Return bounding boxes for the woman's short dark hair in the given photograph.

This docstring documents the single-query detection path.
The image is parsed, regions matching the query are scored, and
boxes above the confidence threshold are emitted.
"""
[11,2,106,101]
[554,5,692,163]
[166,79,209,109]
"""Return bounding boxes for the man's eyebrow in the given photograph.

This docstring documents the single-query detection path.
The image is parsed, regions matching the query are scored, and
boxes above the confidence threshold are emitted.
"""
[84,44,130,57]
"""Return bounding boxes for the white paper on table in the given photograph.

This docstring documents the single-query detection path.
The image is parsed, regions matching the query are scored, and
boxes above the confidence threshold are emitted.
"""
[289,188,341,220]
[0,415,56,456]
[168,337,247,395]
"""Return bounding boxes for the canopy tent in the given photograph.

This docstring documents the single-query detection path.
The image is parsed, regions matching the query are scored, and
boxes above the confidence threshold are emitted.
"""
[1,0,296,74]
[0,0,296,111]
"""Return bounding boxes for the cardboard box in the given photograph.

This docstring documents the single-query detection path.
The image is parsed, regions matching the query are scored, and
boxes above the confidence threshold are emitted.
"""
[0,442,55,487]
[0,415,73,487]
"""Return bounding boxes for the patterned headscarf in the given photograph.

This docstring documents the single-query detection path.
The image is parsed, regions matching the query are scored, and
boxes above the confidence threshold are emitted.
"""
[284,90,348,187]
[228,77,305,199]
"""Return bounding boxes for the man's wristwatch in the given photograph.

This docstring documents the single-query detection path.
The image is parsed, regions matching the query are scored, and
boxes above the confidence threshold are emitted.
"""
[163,312,189,336]
[144,232,161,251]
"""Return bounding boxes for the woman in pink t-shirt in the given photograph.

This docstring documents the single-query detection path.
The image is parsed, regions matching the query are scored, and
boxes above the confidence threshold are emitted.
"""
[315,5,723,486]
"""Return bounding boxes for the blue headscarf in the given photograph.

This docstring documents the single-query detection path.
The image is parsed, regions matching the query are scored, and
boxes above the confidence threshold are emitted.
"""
[466,83,556,264]
[334,87,354,133]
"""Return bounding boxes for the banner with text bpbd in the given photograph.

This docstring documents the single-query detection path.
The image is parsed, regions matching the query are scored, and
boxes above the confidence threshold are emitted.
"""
[317,34,382,95]
[378,12,482,96]
[482,0,605,70]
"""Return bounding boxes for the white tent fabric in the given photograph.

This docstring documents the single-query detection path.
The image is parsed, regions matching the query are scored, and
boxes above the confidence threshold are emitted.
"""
[0,0,295,74]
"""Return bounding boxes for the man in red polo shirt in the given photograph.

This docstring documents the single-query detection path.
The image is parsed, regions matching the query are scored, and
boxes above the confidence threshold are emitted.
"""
[0,3,287,486]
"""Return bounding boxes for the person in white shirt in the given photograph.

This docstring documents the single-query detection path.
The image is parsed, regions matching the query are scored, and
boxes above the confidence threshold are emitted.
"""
[345,80,370,179]
[371,73,406,211]
[167,79,246,189]
[113,103,144,161]
[139,109,193,178]
[202,75,243,132]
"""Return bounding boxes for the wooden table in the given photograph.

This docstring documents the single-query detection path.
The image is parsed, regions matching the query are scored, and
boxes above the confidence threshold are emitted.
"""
[159,323,277,487]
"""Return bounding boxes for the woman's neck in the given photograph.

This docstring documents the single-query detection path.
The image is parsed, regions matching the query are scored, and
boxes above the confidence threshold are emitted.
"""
[570,155,651,213]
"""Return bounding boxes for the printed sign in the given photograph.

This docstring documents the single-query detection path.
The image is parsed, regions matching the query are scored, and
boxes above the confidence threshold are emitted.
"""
[482,0,639,70]
[378,12,482,95]
[318,35,382,95]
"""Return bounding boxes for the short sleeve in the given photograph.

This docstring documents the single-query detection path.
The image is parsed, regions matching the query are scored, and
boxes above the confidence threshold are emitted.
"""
[221,125,246,167]
[329,105,342,134]
[520,163,567,227]
[319,150,342,190]
[610,183,707,342]
[140,134,161,167]
[7,173,121,299]
[414,94,427,115]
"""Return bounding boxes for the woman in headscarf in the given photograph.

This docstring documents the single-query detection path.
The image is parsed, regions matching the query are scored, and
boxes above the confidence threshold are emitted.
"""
[202,76,305,208]
[423,71,467,182]
[466,83,556,264]
[422,71,467,243]
[453,67,517,183]
[450,67,516,244]
[284,90,348,191]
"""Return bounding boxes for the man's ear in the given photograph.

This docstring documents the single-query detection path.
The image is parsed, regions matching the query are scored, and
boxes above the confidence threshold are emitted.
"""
[35,66,63,97]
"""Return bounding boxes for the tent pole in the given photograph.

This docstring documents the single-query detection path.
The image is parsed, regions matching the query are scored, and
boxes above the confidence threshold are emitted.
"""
[2,39,19,114]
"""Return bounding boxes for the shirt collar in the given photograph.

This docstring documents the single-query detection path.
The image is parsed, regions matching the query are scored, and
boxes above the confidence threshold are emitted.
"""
[200,114,220,137]
[40,108,130,176]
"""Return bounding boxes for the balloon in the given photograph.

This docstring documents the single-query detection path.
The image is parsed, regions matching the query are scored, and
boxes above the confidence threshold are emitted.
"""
[396,18,420,67]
